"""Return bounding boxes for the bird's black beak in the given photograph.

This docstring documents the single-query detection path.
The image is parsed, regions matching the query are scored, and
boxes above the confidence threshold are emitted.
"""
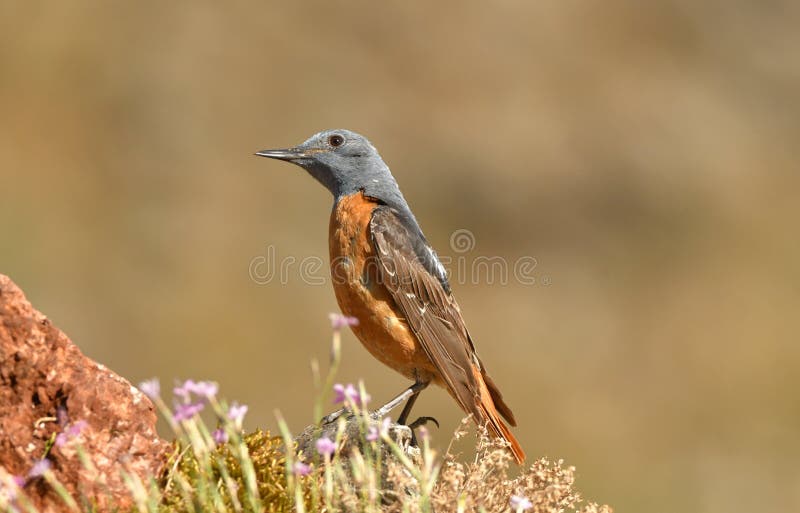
[254,148,309,161]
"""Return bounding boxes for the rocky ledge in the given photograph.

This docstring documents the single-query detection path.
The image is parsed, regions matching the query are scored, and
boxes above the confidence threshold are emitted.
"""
[0,275,171,512]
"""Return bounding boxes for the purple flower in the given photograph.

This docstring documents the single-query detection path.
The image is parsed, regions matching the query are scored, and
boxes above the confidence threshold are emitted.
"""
[510,495,533,511]
[174,379,218,401]
[173,379,196,401]
[366,425,379,442]
[293,461,311,477]
[213,428,229,445]
[138,379,160,400]
[417,426,429,441]
[190,381,219,400]
[12,475,25,487]
[329,313,359,330]
[28,459,51,478]
[56,420,89,448]
[227,402,248,427]
[332,383,352,404]
[368,416,391,442]
[69,420,89,435]
[315,437,336,457]
[173,401,205,422]
[332,383,370,408]
[55,432,68,448]
[55,414,89,447]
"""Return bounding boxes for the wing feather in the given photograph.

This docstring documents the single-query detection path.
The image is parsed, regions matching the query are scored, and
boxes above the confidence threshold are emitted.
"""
[369,207,484,419]
[369,206,524,462]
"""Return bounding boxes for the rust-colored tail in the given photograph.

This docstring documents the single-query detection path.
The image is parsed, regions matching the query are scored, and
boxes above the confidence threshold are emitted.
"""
[472,367,526,464]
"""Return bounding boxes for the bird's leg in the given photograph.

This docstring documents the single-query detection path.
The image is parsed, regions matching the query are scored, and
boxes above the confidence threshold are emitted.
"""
[393,380,437,447]
[323,380,431,425]
[372,380,429,420]
[396,388,421,425]
[396,377,432,425]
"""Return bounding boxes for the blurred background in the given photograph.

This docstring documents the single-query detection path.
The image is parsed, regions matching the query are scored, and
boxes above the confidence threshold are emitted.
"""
[2,1,799,511]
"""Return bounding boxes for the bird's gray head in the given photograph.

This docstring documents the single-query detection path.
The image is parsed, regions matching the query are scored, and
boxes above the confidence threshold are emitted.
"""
[256,129,405,205]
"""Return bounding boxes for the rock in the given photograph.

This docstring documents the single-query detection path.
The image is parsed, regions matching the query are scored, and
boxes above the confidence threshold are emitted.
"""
[294,412,423,505]
[0,275,171,512]
[295,412,420,464]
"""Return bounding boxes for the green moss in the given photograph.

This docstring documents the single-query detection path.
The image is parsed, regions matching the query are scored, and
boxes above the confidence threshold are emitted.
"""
[158,429,310,513]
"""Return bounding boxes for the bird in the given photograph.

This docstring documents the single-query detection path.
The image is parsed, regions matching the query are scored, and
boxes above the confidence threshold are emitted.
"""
[256,129,525,464]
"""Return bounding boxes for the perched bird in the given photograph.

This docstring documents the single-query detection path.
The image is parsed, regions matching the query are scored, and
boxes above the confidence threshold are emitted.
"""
[256,129,525,463]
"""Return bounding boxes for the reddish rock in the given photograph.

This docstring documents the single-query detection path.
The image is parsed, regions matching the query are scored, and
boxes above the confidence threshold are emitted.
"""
[0,275,171,512]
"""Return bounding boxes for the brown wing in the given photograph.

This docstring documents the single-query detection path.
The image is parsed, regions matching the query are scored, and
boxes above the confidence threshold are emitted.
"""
[369,207,516,425]
[370,206,525,463]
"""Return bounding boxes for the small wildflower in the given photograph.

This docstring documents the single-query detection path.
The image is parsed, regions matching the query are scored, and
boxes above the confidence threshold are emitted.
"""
[54,433,68,448]
[366,415,392,442]
[173,401,205,422]
[315,437,336,457]
[212,428,228,445]
[329,313,359,330]
[293,461,311,476]
[55,420,88,448]
[332,383,350,404]
[510,494,533,511]
[334,383,348,403]
[227,402,248,429]
[173,379,218,402]
[417,425,429,441]
[138,378,160,400]
[70,420,89,435]
[366,425,379,442]
[173,379,195,401]
[332,382,370,408]
[190,381,219,399]
[28,459,51,478]
[12,476,25,487]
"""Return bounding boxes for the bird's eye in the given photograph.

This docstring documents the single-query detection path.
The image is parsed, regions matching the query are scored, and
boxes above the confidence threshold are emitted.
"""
[328,134,345,147]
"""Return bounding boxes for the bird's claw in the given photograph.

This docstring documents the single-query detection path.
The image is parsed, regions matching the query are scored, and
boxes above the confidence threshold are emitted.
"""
[320,408,346,425]
[408,416,439,447]
[408,416,439,430]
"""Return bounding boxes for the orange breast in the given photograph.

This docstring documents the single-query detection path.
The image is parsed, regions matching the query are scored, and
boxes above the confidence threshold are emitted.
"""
[328,192,438,382]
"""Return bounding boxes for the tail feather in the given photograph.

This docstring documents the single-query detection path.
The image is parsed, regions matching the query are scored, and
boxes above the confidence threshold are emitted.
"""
[482,370,517,426]
[472,367,526,464]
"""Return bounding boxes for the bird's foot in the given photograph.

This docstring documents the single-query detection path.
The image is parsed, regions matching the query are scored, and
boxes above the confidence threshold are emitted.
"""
[408,416,439,446]
[320,408,348,425]
[323,408,389,425]
[408,416,439,430]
